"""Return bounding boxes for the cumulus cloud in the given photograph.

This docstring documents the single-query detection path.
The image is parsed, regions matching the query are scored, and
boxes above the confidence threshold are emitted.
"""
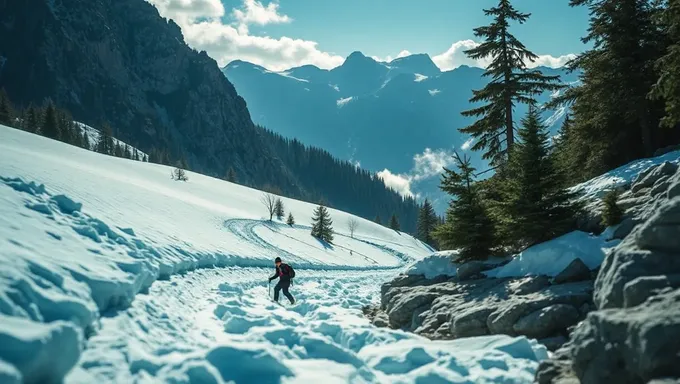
[461,138,474,150]
[377,169,414,198]
[147,0,343,70]
[378,148,459,198]
[233,0,291,34]
[433,39,574,71]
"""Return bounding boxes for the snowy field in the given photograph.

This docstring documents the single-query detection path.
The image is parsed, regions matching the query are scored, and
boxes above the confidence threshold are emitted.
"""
[0,125,548,383]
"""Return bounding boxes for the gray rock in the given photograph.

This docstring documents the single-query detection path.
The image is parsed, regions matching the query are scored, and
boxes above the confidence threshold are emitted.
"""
[386,289,438,328]
[513,304,580,339]
[539,335,569,352]
[623,274,680,308]
[509,275,551,295]
[651,176,672,197]
[372,312,389,328]
[456,261,486,281]
[635,198,680,253]
[450,307,494,338]
[596,197,680,310]
[632,162,678,194]
[554,258,591,284]
[571,288,680,384]
[487,281,593,335]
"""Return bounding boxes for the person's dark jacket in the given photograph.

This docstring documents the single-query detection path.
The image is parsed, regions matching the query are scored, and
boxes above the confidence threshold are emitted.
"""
[269,263,293,283]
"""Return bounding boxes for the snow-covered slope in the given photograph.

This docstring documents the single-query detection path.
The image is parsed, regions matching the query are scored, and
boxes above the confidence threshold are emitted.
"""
[0,125,551,383]
[74,122,147,157]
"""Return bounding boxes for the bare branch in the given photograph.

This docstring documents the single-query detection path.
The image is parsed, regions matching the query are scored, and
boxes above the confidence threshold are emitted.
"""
[347,218,359,238]
[260,192,276,221]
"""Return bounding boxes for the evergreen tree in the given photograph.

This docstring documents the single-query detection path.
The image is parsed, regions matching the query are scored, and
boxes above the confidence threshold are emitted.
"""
[114,143,123,158]
[434,151,495,261]
[374,214,382,225]
[274,198,285,220]
[417,199,438,248]
[25,105,41,133]
[461,0,561,165]
[42,102,60,140]
[561,0,668,177]
[501,107,578,247]
[97,124,115,155]
[601,190,623,228]
[57,110,74,144]
[311,205,334,243]
[82,131,91,150]
[389,214,400,231]
[0,89,13,126]
[227,166,237,183]
[286,213,295,226]
[652,0,680,128]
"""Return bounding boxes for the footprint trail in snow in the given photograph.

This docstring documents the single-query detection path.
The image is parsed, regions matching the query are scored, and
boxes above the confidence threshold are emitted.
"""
[68,268,547,383]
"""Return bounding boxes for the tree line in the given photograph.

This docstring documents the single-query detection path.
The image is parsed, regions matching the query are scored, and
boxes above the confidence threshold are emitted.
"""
[424,0,680,261]
[0,90,149,162]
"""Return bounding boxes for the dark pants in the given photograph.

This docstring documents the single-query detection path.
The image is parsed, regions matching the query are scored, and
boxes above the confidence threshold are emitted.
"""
[274,280,294,304]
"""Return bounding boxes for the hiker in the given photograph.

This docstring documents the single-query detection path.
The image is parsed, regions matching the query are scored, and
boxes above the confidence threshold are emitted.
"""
[269,257,295,304]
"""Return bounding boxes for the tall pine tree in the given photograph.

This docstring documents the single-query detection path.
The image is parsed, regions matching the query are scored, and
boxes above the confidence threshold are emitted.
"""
[0,89,13,126]
[227,166,237,183]
[501,107,578,247]
[274,198,285,220]
[25,105,41,133]
[311,205,334,243]
[461,0,561,165]
[97,124,115,155]
[42,102,60,140]
[652,0,680,128]
[434,152,495,261]
[389,214,400,231]
[417,199,438,248]
[561,0,668,177]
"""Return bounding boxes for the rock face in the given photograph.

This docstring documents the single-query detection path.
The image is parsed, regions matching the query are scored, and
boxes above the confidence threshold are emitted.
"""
[536,162,680,383]
[378,270,592,350]
[554,258,591,284]
[0,0,289,187]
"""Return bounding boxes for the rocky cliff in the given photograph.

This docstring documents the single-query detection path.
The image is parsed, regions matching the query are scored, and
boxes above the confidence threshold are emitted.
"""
[0,0,292,188]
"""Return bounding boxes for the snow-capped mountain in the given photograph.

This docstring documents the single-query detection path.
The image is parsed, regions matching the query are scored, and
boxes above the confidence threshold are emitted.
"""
[223,52,578,208]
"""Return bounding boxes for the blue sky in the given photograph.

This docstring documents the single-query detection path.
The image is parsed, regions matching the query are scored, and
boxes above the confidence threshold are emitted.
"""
[150,0,590,71]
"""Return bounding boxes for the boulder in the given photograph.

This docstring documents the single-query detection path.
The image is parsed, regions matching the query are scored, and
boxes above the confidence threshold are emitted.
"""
[631,162,678,194]
[450,307,495,338]
[513,304,580,339]
[372,312,389,328]
[554,258,591,284]
[538,335,569,352]
[596,197,680,309]
[508,275,551,296]
[456,261,486,281]
[623,274,680,308]
[651,176,672,197]
[386,289,438,328]
[571,288,680,384]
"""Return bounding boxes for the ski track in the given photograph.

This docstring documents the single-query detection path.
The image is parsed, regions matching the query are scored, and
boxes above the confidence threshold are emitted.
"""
[67,267,543,384]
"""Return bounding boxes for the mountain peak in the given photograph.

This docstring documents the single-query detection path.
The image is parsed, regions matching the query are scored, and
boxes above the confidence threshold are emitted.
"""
[388,54,440,76]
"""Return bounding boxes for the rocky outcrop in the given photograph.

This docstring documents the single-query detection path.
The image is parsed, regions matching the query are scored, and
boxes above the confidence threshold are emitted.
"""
[536,162,680,383]
[375,271,593,351]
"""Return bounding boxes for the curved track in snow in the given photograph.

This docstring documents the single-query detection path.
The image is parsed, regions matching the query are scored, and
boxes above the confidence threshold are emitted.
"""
[223,219,413,267]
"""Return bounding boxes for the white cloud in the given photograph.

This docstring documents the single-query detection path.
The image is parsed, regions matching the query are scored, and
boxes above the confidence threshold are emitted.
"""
[147,0,343,71]
[377,148,458,198]
[372,50,411,63]
[377,169,414,198]
[461,138,474,150]
[233,0,291,34]
[432,39,574,71]
[433,40,489,71]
